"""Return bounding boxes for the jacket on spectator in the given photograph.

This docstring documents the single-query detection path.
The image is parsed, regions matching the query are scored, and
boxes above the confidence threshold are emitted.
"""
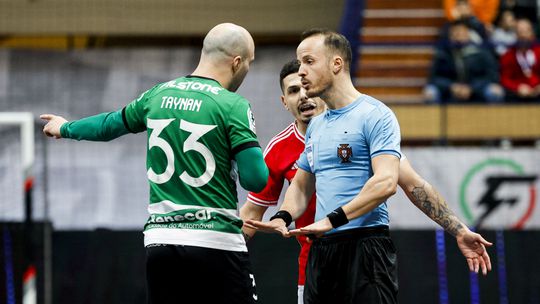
[500,44,540,92]
[428,44,500,100]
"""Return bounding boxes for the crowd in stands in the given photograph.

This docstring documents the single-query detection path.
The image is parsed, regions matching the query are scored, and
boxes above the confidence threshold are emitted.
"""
[424,0,540,103]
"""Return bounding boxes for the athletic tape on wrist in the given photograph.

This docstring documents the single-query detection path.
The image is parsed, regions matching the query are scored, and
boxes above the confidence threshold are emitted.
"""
[269,210,292,227]
[327,207,349,228]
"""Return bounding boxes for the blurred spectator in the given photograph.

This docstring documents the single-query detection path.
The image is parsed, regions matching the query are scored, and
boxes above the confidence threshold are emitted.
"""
[491,10,517,56]
[500,18,540,101]
[444,0,500,28]
[499,0,538,25]
[439,0,488,45]
[425,20,504,103]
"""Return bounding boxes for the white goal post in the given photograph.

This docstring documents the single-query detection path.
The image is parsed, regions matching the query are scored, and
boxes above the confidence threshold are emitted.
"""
[0,112,35,181]
[0,112,38,304]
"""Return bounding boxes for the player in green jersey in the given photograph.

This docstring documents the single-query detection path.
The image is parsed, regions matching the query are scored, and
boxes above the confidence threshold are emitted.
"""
[41,23,267,304]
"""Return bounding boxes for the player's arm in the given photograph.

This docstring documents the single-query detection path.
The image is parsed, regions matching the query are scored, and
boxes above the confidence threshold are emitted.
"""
[235,147,268,193]
[240,142,287,241]
[239,203,268,241]
[398,157,493,275]
[41,109,129,141]
[245,168,315,237]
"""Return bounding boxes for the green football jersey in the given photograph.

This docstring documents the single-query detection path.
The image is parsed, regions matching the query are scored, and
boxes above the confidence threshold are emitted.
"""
[123,76,259,252]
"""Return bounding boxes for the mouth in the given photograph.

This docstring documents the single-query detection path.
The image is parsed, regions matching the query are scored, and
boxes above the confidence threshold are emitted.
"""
[301,79,310,89]
[299,103,317,114]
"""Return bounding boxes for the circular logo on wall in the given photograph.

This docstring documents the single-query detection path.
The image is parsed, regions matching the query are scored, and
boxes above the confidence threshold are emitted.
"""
[459,158,537,230]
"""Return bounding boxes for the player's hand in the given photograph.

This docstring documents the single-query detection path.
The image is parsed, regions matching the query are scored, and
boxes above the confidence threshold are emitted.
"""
[288,217,332,238]
[40,114,68,139]
[244,219,290,238]
[456,229,493,275]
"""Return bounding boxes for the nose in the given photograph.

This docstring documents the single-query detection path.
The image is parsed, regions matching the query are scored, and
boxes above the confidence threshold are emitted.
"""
[300,87,308,101]
[298,64,307,77]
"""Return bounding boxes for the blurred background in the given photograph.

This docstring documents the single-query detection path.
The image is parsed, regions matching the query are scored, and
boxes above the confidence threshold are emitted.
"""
[0,0,539,303]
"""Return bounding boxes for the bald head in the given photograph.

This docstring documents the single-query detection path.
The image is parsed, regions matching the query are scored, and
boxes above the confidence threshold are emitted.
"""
[202,23,254,60]
[193,23,255,92]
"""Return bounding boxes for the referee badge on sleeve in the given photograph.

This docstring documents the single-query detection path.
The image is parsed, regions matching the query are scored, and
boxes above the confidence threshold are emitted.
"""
[306,143,314,171]
[337,144,352,163]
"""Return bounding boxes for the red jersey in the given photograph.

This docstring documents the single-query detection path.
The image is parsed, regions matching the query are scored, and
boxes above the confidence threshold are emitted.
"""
[247,122,316,286]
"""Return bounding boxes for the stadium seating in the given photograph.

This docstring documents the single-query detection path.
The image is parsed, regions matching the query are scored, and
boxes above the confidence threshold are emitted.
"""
[356,0,445,103]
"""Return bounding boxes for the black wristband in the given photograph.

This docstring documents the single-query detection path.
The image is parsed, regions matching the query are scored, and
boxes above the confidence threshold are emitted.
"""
[327,207,349,228]
[269,210,292,227]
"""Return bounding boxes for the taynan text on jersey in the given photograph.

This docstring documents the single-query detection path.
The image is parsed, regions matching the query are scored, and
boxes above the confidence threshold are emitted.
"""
[160,96,202,112]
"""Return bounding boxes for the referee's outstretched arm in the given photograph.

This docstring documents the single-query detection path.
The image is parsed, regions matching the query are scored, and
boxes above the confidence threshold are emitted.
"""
[398,157,493,275]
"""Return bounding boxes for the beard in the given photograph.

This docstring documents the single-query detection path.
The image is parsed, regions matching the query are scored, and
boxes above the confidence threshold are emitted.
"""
[303,71,333,98]
[305,81,331,99]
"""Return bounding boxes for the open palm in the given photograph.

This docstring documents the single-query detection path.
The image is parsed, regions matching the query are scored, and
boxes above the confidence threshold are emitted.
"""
[456,231,493,275]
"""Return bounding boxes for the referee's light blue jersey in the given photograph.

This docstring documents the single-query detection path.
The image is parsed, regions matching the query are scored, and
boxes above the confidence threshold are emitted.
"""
[297,94,401,233]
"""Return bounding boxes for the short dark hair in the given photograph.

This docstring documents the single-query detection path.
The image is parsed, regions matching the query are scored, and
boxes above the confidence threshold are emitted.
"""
[300,28,352,71]
[279,59,300,92]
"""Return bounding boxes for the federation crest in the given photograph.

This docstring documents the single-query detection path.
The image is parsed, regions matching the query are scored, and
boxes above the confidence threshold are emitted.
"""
[337,144,352,163]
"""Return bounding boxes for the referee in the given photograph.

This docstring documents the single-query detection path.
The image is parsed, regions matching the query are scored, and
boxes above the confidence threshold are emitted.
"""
[246,29,489,304]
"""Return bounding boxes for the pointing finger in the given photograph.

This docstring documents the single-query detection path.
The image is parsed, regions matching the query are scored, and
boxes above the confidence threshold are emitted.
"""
[40,114,53,121]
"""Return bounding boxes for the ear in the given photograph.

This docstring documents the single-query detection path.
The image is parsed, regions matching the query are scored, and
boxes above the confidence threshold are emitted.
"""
[232,56,242,73]
[280,95,289,110]
[332,56,343,74]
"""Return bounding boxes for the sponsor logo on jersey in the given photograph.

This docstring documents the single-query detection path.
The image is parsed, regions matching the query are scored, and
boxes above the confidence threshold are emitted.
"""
[160,80,223,95]
[147,209,213,224]
[337,144,353,163]
[146,209,216,230]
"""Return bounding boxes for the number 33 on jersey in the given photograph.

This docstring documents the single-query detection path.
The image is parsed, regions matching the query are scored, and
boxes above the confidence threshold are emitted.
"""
[122,76,260,252]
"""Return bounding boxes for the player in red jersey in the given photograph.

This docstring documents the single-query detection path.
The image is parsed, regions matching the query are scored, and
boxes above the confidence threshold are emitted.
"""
[240,59,324,302]
[242,59,491,303]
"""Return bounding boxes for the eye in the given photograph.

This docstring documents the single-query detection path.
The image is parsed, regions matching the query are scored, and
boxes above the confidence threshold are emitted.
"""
[288,86,300,94]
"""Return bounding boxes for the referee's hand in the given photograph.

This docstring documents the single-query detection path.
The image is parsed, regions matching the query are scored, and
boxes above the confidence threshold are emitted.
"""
[456,229,493,276]
[289,217,332,238]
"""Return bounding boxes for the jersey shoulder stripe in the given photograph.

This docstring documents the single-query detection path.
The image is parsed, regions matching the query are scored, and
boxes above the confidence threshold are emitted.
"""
[263,123,297,156]
[264,129,293,157]
[274,122,295,138]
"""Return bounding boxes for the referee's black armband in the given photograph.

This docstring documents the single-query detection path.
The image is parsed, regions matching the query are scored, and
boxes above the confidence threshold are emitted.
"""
[327,207,349,228]
[269,210,292,227]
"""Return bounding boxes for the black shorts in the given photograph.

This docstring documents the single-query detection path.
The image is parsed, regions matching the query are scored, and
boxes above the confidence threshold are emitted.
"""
[145,244,258,304]
[304,226,398,304]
